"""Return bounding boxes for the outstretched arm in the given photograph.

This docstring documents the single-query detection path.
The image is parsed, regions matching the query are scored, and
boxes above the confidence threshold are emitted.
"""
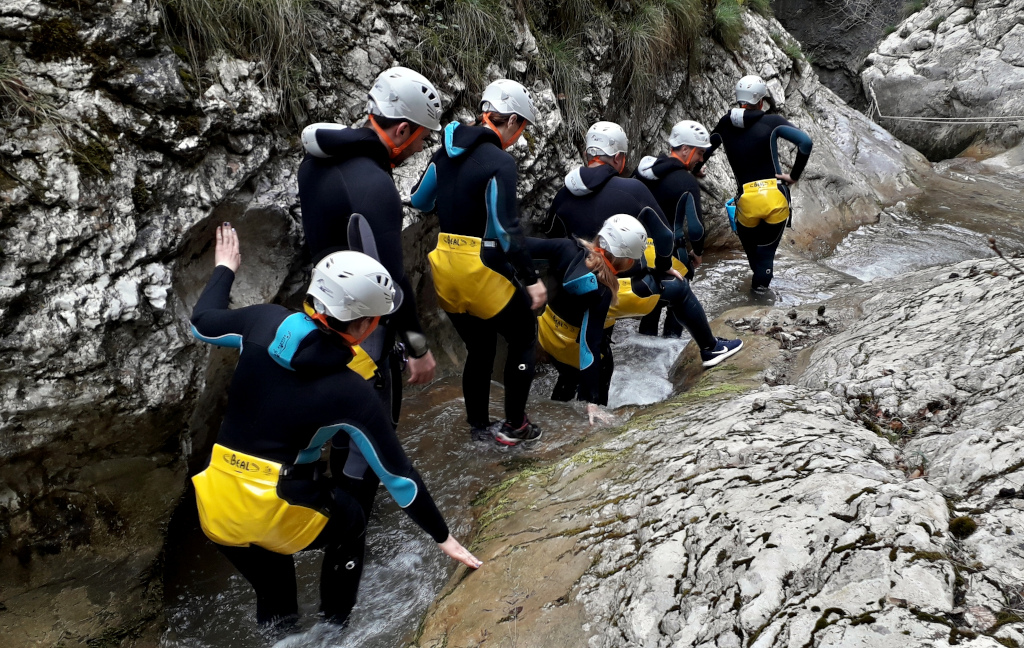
[191,224,255,348]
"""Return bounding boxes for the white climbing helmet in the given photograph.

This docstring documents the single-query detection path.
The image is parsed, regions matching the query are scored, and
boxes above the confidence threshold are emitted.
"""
[597,214,648,260]
[306,251,401,323]
[480,79,538,124]
[367,66,443,131]
[735,75,768,106]
[668,120,712,149]
[586,121,629,157]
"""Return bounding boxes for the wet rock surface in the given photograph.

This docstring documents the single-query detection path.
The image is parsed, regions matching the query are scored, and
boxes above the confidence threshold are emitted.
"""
[413,259,1024,648]
[861,0,1024,160]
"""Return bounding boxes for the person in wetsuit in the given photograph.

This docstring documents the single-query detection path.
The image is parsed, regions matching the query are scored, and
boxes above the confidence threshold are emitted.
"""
[190,224,480,627]
[527,214,647,424]
[298,66,442,426]
[633,120,713,338]
[699,75,813,292]
[410,79,547,446]
[546,121,743,369]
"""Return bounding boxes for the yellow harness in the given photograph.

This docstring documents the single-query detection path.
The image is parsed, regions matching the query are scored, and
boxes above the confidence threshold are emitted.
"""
[192,444,328,555]
[605,277,660,328]
[428,233,516,320]
[347,344,377,381]
[537,306,583,368]
[643,241,688,279]
[736,178,790,227]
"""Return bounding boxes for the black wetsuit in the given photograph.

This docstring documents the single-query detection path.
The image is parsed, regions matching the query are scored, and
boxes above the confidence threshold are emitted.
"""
[410,122,540,430]
[634,154,708,336]
[191,266,449,624]
[544,164,717,350]
[700,109,813,289]
[298,126,423,424]
[526,238,614,405]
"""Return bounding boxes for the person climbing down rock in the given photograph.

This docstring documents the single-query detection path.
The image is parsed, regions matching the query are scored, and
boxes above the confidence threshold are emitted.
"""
[410,79,547,446]
[528,214,646,424]
[298,66,442,428]
[697,74,813,293]
[189,224,480,628]
[633,119,714,338]
[545,120,744,371]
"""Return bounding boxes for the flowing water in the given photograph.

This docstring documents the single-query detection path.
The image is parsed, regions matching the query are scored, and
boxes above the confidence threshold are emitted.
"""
[160,164,1024,648]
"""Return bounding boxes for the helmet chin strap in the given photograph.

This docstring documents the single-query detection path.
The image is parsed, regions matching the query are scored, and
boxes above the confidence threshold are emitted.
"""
[369,114,425,166]
[482,113,527,150]
[594,247,621,276]
[591,155,626,174]
[340,316,380,346]
[304,302,381,346]
[670,147,699,170]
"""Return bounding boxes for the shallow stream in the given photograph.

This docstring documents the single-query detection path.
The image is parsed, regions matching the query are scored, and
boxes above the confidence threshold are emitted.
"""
[160,164,1024,648]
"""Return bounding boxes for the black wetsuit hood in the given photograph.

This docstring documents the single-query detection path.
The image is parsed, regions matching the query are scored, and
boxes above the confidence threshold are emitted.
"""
[563,164,619,196]
[291,329,356,374]
[303,126,391,171]
[443,122,503,158]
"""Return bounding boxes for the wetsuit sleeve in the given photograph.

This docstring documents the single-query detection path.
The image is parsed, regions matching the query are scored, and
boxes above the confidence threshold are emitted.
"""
[771,123,813,181]
[190,266,254,348]
[484,157,539,285]
[577,289,612,404]
[409,152,441,213]
[691,118,725,176]
[524,236,575,269]
[333,409,450,543]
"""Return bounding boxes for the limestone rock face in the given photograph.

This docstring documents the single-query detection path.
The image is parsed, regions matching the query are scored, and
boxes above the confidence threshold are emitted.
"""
[414,259,1024,648]
[861,0,1024,160]
[1,0,928,643]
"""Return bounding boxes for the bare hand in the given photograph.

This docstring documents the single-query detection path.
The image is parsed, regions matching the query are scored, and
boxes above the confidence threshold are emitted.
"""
[587,403,613,426]
[439,534,482,569]
[690,254,702,268]
[406,350,436,385]
[215,223,240,272]
[667,268,684,281]
[775,173,795,186]
[526,281,547,310]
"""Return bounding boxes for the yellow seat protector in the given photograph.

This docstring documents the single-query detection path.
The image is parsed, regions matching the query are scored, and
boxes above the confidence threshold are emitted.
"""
[537,306,582,368]
[192,444,328,555]
[605,277,660,328]
[736,178,790,227]
[347,344,377,380]
[428,233,517,320]
[643,240,688,279]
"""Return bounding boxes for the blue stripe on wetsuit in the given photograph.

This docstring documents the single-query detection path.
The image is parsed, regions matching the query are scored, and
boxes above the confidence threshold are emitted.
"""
[294,424,341,465]
[484,176,511,252]
[564,272,598,295]
[681,193,704,245]
[410,162,438,212]
[579,310,594,370]
[268,313,318,371]
[340,423,418,507]
[190,324,242,349]
[770,125,813,176]
[443,122,467,157]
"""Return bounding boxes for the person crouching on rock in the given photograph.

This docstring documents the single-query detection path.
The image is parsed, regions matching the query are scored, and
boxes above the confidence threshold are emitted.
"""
[189,224,480,627]
[526,215,649,425]
[696,75,813,294]
[409,79,547,447]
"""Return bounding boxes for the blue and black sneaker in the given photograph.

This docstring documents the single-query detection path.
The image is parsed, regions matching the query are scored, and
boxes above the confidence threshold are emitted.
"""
[700,337,744,368]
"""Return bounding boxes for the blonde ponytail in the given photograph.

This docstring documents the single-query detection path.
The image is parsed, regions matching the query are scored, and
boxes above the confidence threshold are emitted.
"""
[580,239,620,306]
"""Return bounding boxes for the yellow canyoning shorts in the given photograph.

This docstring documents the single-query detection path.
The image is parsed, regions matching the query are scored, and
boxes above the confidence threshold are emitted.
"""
[643,243,688,279]
[428,233,516,320]
[605,277,660,328]
[192,444,328,555]
[537,306,582,368]
[736,179,790,228]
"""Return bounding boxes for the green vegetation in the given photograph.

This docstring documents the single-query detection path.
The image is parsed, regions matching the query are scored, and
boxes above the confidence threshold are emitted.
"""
[712,0,746,52]
[948,516,978,540]
[903,0,928,17]
[746,0,773,18]
[157,0,317,124]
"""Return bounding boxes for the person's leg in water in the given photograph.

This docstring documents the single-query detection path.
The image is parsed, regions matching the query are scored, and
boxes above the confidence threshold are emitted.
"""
[659,278,743,367]
[549,357,580,402]
[638,304,662,336]
[736,219,786,291]
[314,485,369,625]
[492,294,540,444]
[218,544,298,627]
[447,312,499,436]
